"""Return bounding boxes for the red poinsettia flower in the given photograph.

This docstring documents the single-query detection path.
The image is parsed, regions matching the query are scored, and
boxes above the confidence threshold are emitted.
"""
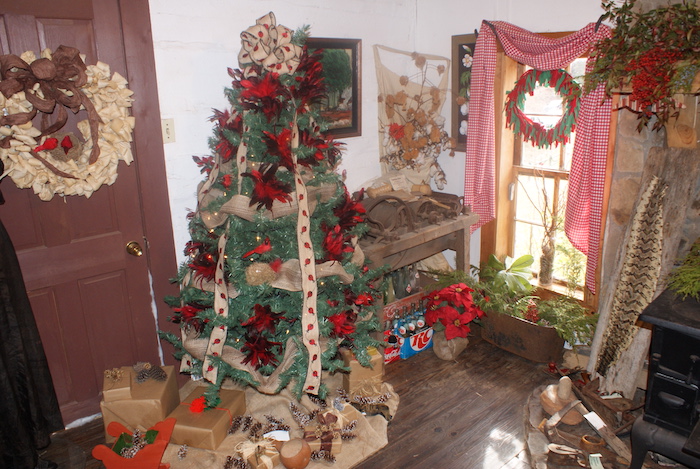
[441,308,479,340]
[263,128,294,170]
[441,283,476,310]
[425,304,457,327]
[328,310,357,338]
[242,303,284,334]
[389,123,405,141]
[239,73,284,122]
[241,335,281,370]
[242,163,293,210]
[424,283,485,340]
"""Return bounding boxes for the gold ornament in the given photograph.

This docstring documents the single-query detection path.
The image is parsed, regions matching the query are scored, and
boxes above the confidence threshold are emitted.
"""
[246,262,277,286]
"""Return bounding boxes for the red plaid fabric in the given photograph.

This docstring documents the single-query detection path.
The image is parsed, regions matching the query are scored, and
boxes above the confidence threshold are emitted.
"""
[464,21,612,294]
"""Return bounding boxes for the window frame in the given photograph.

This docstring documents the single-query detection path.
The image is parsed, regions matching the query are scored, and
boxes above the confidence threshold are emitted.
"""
[480,33,611,309]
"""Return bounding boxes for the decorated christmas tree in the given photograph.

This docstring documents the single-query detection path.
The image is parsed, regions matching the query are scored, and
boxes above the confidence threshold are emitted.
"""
[160,13,384,404]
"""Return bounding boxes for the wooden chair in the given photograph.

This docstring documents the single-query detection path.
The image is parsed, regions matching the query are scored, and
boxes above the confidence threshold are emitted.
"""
[92,418,176,469]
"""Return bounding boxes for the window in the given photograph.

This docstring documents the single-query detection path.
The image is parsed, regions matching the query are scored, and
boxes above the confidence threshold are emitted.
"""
[511,59,588,296]
[484,50,596,306]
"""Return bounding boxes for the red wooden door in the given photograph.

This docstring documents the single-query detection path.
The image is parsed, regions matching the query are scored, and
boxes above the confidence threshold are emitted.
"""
[0,0,179,424]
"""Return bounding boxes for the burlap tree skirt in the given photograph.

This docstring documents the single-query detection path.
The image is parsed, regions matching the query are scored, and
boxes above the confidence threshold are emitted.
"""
[160,374,398,468]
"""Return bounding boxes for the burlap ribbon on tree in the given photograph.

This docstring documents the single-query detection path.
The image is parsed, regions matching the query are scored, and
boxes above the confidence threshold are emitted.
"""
[182,331,303,394]
[0,45,102,164]
[238,12,302,78]
[202,226,231,383]
[198,183,338,229]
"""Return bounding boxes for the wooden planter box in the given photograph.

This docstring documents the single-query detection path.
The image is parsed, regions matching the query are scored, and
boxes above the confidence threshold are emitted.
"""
[480,313,564,363]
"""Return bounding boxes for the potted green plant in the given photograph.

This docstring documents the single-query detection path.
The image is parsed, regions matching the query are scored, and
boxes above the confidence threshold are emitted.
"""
[427,254,598,363]
[586,0,700,131]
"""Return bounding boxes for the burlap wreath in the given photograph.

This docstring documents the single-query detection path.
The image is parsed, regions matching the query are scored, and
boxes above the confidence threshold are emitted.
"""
[0,46,134,201]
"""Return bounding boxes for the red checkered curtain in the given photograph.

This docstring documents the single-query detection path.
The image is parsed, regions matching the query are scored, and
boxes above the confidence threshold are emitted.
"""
[464,20,612,294]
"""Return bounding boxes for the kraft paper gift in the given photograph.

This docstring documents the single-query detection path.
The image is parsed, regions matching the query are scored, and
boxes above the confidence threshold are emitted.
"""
[341,346,384,394]
[100,365,179,443]
[236,439,281,469]
[169,387,246,450]
[302,411,343,455]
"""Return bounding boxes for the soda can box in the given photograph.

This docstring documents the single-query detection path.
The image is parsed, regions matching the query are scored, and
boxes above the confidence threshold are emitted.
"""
[381,291,425,324]
[399,327,433,359]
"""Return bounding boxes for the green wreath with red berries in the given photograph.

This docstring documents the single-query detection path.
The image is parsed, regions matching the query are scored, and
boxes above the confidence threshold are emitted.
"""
[505,68,581,148]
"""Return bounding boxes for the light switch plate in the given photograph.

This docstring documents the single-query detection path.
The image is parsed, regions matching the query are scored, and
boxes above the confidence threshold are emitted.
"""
[161,118,175,143]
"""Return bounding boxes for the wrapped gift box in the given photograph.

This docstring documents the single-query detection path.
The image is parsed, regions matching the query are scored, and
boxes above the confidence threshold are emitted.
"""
[100,365,179,443]
[237,440,281,469]
[302,411,343,456]
[340,346,384,395]
[169,387,246,450]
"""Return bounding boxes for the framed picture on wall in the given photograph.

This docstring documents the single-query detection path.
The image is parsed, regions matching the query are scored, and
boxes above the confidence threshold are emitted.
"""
[307,38,362,138]
[451,33,476,152]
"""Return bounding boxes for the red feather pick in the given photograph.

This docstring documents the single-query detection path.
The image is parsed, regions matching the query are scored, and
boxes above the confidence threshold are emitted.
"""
[241,335,281,370]
[241,303,284,334]
[263,128,294,170]
[328,310,357,338]
[239,73,284,122]
[242,163,293,211]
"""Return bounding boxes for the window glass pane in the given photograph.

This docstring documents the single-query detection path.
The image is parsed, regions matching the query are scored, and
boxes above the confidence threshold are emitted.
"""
[521,139,561,168]
[570,58,587,86]
[522,85,562,116]
[513,220,544,274]
[553,228,587,290]
[515,175,554,225]
[563,132,575,171]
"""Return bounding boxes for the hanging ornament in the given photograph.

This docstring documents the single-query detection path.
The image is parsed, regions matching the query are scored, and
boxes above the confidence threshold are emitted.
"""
[0,46,135,200]
[505,68,581,149]
[245,262,278,286]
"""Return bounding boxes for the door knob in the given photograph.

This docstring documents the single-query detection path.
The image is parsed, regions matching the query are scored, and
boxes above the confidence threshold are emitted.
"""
[126,241,143,257]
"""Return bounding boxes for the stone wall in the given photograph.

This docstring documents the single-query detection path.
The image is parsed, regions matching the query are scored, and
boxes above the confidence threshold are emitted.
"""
[590,94,700,396]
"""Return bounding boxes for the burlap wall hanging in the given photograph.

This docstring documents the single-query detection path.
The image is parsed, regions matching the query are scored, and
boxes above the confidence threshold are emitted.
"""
[373,45,454,190]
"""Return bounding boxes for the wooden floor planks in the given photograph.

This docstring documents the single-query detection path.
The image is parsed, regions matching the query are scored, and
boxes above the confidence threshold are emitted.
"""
[40,335,556,469]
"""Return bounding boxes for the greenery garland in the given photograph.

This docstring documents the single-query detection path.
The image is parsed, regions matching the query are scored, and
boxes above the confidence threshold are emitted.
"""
[505,69,581,149]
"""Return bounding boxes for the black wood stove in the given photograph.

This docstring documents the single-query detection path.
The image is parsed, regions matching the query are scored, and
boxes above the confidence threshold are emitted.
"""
[631,289,700,468]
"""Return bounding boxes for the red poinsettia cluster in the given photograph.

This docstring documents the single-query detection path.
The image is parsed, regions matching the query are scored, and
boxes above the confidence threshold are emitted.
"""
[241,303,285,369]
[425,283,485,340]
